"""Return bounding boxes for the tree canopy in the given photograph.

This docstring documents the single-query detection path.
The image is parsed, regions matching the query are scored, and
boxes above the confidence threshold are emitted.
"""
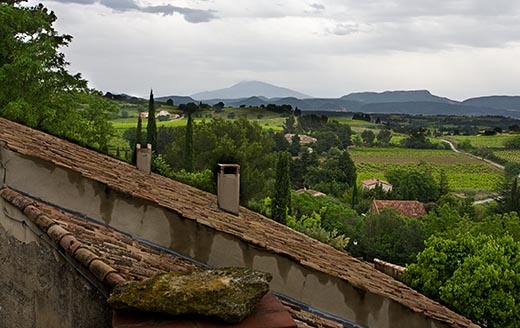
[0,1,117,149]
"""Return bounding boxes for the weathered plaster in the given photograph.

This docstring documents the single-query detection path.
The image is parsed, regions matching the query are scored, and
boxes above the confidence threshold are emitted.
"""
[0,146,451,328]
[0,200,111,328]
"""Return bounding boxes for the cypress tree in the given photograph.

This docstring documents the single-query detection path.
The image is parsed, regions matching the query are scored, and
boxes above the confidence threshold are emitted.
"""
[272,151,291,224]
[184,113,194,172]
[132,114,143,164]
[147,89,157,152]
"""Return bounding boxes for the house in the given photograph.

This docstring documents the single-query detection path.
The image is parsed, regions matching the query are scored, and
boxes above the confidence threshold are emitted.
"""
[284,133,317,145]
[0,118,477,328]
[156,109,171,118]
[361,178,393,192]
[370,200,427,218]
[295,188,326,197]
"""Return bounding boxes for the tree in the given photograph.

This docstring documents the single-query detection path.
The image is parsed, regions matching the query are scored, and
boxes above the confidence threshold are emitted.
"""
[0,1,116,147]
[386,167,440,202]
[377,129,392,145]
[289,133,301,156]
[306,151,357,197]
[147,89,157,152]
[361,130,375,146]
[315,131,340,153]
[184,113,194,172]
[401,128,434,149]
[166,98,174,106]
[272,152,291,224]
[132,115,143,164]
[405,234,520,327]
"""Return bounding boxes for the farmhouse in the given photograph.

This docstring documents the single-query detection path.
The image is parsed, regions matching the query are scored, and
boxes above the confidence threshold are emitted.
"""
[370,200,427,218]
[295,188,326,197]
[0,118,476,327]
[284,133,317,145]
[361,178,393,192]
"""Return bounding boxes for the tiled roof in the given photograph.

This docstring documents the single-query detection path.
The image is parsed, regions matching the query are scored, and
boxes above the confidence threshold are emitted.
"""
[0,118,476,327]
[371,200,427,218]
[295,189,326,197]
[361,179,391,187]
[0,187,297,328]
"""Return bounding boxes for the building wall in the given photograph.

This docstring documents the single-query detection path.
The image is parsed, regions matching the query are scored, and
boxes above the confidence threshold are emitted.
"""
[0,199,111,328]
[0,146,450,328]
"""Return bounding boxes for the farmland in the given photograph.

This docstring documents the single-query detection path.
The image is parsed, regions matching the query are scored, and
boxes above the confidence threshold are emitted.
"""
[350,147,502,193]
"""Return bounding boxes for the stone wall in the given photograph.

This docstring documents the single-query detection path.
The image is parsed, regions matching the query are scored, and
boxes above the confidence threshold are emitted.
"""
[0,199,111,328]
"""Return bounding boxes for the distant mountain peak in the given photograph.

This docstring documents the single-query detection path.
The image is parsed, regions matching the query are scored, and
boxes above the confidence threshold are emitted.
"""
[191,81,311,100]
[342,89,456,104]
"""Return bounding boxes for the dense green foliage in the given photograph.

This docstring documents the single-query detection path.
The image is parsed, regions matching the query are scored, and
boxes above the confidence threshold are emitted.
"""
[163,118,275,203]
[405,234,520,327]
[386,167,440,202]
[0,1,117,149]
[184,113,194,172]
[272,152,291,224]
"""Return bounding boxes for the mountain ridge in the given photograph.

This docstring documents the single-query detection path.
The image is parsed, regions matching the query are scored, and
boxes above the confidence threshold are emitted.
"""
[190,80,311,100]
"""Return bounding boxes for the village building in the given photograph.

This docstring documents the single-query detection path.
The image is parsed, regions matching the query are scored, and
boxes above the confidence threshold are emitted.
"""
[284,133,317,145]
[361,178,393,192]
[295,188,326,197]
[0,118,476,328]
[370,200,427,218]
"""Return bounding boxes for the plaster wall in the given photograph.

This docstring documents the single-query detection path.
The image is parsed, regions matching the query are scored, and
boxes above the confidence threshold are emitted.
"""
[0,199,111,328]
[1,147,450,328]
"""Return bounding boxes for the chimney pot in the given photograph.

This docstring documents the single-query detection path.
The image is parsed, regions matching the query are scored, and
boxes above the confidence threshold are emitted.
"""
[217,164,240,215]
[136,143,152,174]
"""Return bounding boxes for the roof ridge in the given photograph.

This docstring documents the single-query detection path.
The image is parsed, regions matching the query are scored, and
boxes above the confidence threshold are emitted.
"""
[0,187,125,289]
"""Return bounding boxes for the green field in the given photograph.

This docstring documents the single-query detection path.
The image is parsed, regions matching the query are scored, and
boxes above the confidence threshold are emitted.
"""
[449,134,517,148]
[350,147,502,193]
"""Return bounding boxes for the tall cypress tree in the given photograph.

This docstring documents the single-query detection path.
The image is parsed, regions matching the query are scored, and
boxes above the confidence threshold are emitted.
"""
[132,114,143,164]
[184,113,194,172]
[147,89,157,152]
[272,151,291,224]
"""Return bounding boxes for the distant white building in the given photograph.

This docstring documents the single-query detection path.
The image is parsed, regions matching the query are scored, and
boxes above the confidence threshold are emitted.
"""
[361,178,393,192]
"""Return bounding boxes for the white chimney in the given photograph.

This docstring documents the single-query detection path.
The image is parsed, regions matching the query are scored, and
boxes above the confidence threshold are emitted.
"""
[136,144,152,174]
[217,164,240,215]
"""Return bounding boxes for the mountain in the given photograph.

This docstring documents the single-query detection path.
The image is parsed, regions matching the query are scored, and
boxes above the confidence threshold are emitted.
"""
[462,96,520,110]
[155,95,197,105]
[341,90,457,104]
[191,81,311,100]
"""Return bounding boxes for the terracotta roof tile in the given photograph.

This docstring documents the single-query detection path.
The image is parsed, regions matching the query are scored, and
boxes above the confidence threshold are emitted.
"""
[0,118,476,327]
[371,199,427,218]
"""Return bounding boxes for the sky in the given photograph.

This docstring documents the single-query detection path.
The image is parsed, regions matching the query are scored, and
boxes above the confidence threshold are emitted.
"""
[30,0,520,100]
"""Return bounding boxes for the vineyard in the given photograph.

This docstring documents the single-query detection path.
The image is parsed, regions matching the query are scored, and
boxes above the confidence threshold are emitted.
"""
[494,150,520,164]
[350,147,503,193]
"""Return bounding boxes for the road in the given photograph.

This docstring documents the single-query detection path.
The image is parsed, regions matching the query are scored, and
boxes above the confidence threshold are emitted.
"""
[440,138,505,170]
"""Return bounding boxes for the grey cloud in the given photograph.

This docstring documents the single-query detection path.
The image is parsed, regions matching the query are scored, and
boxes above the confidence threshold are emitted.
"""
[99,0,138,11]
[142,5,217,23]
[50,0,217,23]
[310,3,325,11]
[328,23,360,36]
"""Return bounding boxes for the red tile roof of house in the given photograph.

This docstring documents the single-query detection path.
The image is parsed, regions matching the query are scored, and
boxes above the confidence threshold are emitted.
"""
[0,118,476,328]
[371,200,427,218]
[362,178,385,186]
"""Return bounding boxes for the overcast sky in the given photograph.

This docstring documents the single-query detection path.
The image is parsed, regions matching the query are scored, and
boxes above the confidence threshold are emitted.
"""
[31,0,520,100]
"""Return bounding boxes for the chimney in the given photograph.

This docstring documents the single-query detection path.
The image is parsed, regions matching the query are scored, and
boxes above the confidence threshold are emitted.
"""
[136,144,152,174]
[217,164,240,215]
